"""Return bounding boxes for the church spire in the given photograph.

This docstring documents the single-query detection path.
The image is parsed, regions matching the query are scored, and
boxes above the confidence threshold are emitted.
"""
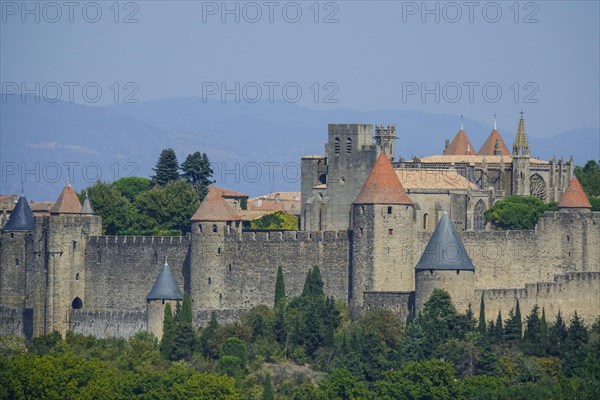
[512,110,530,156]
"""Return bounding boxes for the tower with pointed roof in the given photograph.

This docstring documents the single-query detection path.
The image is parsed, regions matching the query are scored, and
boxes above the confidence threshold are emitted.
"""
[190,188,242,309]
[414,212,476,314]
[0,195,36,337]
[34,182,102,336]
[558,177,592,212]
[443,116,476,155]
[511,111,532,196]
[351,153,416,309]
[147,258,183,339]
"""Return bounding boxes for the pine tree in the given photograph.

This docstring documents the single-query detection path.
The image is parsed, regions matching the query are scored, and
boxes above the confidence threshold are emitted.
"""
[151,148,180,185]
[181,151,214,200]
[563,311,590,377]
[274,266,286,306]
[549,310,568,357]
[262,373,274,400]
[160,302,176,359]
[478,294,486,336]
[522,304,542,355]
[171,293,194,360]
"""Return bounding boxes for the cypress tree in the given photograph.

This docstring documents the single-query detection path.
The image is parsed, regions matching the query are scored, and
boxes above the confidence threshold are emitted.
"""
[200,311,219,359]
[478,294,486,335]
[515,299,522,339]
[274,266,286,306]
[495,311,503,342]
[540,308,549,354]
[262,373,274,400]
[152,148,180,185]
[160,302,175,359]
[273,301,287,345]
[172,293,194,360]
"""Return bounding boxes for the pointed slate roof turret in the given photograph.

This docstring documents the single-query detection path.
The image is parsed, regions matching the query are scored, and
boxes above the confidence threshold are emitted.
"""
[80,191,94,214]
[191,187,241,221]
[443,117,476,155]
[2,196,34,231]
[558,177,592,209]
[50,183,82,214]
[354,153,413,205]
[415,212,475,271]
[147,259,184,301]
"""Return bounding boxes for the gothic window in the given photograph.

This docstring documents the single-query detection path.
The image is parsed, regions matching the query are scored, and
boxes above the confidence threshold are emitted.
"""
[346,137,352,154]
[530,174,547,200]
[474,200,486,231]
[334,137,340,155]
[72,297,83,309]
[423,213,429,230]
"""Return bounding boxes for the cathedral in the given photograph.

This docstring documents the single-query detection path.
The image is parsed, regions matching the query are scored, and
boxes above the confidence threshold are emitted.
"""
[0,113,597,340]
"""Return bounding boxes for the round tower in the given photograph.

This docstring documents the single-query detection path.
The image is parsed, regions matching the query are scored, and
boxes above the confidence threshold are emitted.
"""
[146,259,184,339]
[414,212,475,315]
[557,177,592,214]
[189,188,241,310]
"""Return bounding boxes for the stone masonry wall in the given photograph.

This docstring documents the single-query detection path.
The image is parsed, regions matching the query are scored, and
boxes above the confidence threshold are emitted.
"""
[69,309,147,338]
[84,236,190,311]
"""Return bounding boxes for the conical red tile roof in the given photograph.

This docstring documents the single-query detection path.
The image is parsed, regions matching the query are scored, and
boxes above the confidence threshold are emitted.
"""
[558,177,592,209]
[191,188,241,221]
[50,184,82,214]
[477,129,510,156]
[444,130,476,155]
[354,153,413,205]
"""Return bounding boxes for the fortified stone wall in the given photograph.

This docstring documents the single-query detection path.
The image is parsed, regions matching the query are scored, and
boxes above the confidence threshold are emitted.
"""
[475,272,600,325]
[0,305,23,337]
[192,229,350,312]
[362,291,413,322]
[69,309,147,338]
[84,236,190,311]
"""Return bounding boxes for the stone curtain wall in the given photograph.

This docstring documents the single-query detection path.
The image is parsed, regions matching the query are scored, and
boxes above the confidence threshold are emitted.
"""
[84,236,190,311]
[0,305,23,336]
[70,309,147,338]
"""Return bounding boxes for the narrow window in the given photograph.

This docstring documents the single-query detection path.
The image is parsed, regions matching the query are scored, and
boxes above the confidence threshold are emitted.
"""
[423,213,429,230]
[75,273,80,281]
[566,235,570,242]
[212,224,218,233]
[72,297,83,309]
[388,228,394,235]
[208,277,212,285]
[227,222,231,234]
[198,224,203,233]
[346,137,352,154]
[217,247,221,255]
[334,137,340,155]
[72,240,77,250]
[387,206,392,214]
[15,258,19,267]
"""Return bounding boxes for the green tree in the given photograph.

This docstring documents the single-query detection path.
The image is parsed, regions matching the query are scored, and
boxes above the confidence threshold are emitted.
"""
[319,368,369,400]
[522,304,543,355]
[563,311,589,377]
[152,148,180,185]
[250,211,299,230]
[420,289,459,351]
[262,373,274,400]
[171,293,194,361]
[160,302,176,359]
[274,266,286,306]
[181,151,214,200]
[574,160,600,197]
[135,179,200,234]
[494,311,503,343]
[540,308,549,354]
[199,312,219,359]
[549,311,568,357]
[83,181,141,235]
[478,294,486,336]
[402,318,428,361]
[112,176,151,201]
[273,301,287,346]
[484,196,555,230]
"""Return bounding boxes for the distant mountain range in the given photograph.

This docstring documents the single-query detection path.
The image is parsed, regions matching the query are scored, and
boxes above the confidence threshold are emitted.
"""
[1,95,598,200]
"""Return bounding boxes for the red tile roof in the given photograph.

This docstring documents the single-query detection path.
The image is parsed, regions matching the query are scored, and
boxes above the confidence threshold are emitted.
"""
[558,177,592,209]
[191,188,241,221]
[444,130,476,155]
[50,184,82,214]
[210,186,248,198]
[477,129,510,156]
[354,153,413,205]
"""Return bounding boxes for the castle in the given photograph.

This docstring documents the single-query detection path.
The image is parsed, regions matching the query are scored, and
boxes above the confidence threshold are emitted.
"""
[1,113,598,340]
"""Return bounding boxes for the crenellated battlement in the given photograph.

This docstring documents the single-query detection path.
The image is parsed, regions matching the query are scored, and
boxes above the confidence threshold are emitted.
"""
[236,230,349,243]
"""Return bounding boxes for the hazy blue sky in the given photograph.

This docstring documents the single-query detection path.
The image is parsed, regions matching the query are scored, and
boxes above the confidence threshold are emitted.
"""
[1,0,599,138]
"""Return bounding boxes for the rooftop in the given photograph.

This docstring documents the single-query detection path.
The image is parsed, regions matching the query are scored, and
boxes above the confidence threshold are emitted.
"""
[354,153,413,205]
[558,177,592,209]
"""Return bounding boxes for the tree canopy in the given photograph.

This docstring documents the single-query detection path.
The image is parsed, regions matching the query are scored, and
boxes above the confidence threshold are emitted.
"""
[484,196,556,230]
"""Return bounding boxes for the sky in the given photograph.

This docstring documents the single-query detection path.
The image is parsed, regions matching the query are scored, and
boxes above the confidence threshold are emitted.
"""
[1,0,599,139]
